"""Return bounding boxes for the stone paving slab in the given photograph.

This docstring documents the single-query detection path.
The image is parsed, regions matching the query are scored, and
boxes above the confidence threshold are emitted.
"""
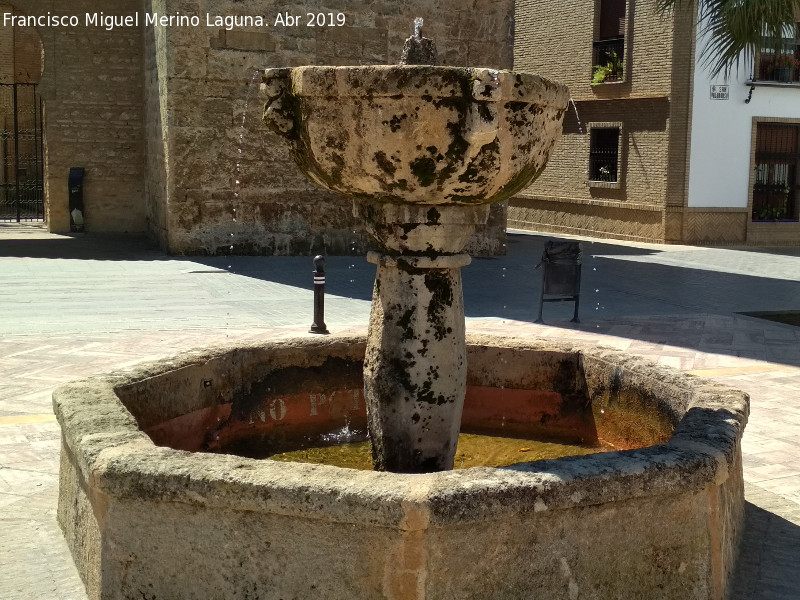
[1,225,800,598]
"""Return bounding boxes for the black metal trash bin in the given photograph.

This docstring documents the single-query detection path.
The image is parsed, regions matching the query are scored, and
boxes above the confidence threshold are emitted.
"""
[535,241,582,324]
[68,167,85,232]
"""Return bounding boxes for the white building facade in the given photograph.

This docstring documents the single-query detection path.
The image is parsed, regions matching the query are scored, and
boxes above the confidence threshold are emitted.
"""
[687,20,800,244]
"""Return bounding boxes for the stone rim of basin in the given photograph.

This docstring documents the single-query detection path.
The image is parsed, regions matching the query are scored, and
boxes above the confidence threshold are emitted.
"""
[54,333,749,525]
[283,65,569,103]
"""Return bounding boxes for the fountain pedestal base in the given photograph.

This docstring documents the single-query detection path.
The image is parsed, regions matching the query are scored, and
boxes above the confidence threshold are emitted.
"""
[365,252,470,472]
[360,202,488,472]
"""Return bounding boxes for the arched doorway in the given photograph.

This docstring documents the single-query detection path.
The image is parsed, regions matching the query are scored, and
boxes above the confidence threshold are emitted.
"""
[0,3,44,223]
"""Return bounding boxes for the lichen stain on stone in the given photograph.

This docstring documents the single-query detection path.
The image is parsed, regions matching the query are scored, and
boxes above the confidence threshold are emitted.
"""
[471,158,548,206]
[418,338,430,357]
[444,121,469,163]
[374,151,396,176]
[426,207,441,224]
[458,139,499,185]
[398,222,419,242]
[324,135,346,151]
[395,258,428,273]
[504,102,542,129]
[424,270,454,342]
[387,178,408,193]
[328,157,345,188]
[477,103,494,123]
[383,113,408,132]
[410,156,437,187]
[389,357,417,396]
[417,376,447,406]
[396,307,416,342]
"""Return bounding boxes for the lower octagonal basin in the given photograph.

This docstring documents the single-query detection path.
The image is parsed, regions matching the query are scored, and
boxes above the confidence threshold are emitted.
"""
[55,333,748,600]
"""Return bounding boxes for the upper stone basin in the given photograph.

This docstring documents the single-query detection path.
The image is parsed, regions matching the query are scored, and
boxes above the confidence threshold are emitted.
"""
[261,65,569,205]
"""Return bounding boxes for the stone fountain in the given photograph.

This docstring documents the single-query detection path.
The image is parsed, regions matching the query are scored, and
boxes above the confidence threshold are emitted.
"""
[261,46,568,472]
[55,25,749,600]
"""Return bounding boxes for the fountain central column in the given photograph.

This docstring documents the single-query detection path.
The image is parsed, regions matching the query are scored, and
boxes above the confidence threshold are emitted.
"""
[357,201,489,472]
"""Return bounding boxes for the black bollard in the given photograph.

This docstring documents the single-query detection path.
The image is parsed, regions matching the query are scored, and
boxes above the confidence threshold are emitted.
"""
[309,255,330,334]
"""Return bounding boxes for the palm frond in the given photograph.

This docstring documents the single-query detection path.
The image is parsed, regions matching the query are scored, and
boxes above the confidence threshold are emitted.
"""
[658,0,800,78]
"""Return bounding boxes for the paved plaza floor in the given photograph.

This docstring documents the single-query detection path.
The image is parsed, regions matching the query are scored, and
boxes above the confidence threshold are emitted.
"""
[1,222,799,598]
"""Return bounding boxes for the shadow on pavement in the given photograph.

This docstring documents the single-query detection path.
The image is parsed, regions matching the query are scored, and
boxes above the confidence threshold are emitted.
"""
[0,232,162,260]
[730,501,800,600]
[2,227,799,367]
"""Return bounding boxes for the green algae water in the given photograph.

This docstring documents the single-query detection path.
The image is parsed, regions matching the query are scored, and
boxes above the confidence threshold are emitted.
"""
[269,433,607,470]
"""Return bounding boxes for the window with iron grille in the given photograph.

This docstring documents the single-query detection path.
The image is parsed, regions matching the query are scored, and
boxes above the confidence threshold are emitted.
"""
[752,122,800,221]
[592,0,626,84]
[756,23,800,83]
[589,126,621,184]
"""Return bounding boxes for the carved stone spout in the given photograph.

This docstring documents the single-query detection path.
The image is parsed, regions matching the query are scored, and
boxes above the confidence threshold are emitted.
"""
[400,17,438,65]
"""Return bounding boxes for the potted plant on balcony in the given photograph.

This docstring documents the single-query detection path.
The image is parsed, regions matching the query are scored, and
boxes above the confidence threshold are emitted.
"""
[754,183,791,220]
[773,54,798,82]
[592,51,624,84]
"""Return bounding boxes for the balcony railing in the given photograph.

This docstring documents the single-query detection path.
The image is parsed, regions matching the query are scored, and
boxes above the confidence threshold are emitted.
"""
[589,153,619,182]
[592,38,624,84]
[756,52,800,83]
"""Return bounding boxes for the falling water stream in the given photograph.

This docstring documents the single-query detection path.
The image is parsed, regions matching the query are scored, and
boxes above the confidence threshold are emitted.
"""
[228,69,262,260]
[569,97,585,134]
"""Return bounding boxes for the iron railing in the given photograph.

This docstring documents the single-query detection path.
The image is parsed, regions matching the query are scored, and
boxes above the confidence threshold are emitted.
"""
[592,37,625,83]
[756,52,800,84]
[752,123,799,222]
[756,25,800,83]
[589,128,620,182]
[0,83,45,222]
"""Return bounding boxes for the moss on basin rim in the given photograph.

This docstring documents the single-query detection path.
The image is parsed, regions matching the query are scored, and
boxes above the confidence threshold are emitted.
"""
[55,333,748,600]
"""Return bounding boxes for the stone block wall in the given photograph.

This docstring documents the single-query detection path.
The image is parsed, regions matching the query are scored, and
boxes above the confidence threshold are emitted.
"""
[144,0,169,245]
[149,0,514,255]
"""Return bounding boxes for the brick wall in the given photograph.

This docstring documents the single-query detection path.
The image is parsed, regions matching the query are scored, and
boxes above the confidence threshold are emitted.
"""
[514,0,675,101]
[12,17,40,84]
[526,98,671,206]
[512,0,696,243]
[9,0,146,233]
[151,0,514,255]
[0,3,41,84]
[0,7,14,84]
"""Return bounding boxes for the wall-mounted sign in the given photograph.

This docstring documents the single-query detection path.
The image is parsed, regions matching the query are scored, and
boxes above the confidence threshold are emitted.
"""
[710,85,730,100]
